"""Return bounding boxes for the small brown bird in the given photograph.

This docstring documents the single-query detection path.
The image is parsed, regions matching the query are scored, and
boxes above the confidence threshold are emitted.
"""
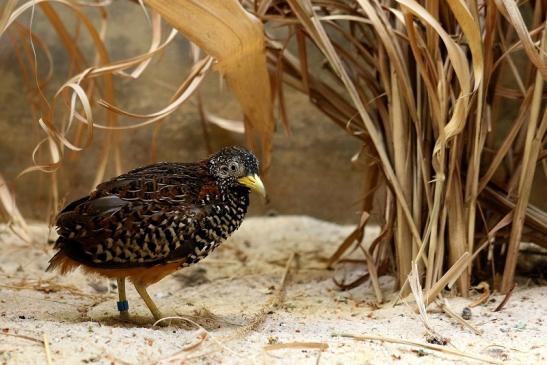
[47,146,265,323]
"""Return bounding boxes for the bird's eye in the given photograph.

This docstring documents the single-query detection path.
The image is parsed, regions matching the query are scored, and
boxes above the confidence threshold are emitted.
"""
[229,162,238,171]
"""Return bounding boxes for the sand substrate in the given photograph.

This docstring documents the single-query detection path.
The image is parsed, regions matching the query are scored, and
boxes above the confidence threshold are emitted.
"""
[0,216,545,364]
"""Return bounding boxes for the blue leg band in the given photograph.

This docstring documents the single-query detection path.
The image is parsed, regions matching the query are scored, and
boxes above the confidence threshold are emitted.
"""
[117,300,129,312]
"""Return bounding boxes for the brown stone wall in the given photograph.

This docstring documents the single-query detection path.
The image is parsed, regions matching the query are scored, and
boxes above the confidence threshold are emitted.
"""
[0,2,363,224]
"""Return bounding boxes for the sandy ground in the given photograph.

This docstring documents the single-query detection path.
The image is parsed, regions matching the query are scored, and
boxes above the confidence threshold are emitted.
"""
[0,216,545,365]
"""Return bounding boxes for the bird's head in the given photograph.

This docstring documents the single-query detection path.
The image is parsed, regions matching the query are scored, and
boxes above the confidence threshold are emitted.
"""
[208,146,266,197]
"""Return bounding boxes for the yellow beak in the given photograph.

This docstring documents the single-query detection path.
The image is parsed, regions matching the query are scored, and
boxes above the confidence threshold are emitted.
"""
[238,174,266,197]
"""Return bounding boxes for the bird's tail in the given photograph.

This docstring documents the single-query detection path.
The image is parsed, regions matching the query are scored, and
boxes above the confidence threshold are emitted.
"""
[46,251,79,274]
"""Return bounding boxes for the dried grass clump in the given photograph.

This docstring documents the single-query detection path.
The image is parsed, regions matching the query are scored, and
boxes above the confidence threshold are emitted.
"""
[257,0,546,295]
[0,0,545,298]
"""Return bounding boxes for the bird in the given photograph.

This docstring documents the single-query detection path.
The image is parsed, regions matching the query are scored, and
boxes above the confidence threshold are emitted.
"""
[47,146,266,323]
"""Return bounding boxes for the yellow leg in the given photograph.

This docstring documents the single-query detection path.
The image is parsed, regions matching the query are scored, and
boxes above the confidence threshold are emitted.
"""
[117,277,130,320]
[134,283,165,324]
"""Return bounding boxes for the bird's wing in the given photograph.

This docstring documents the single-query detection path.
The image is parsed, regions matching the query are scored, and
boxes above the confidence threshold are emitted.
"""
[54,162,218,268]
[95,162,207,203]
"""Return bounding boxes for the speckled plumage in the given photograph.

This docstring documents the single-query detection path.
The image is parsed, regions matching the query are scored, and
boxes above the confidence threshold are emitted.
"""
[49,146,258,275]
[52,164,248,269]
[47,147,264,322]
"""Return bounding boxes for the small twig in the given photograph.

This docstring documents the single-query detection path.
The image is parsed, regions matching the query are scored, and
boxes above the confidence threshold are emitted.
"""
[494,282,516,312]
[0,332,43,344]
[264,342,328,351]
[43,333,53,365]
[437,299,482,335]
[335,334,503,364]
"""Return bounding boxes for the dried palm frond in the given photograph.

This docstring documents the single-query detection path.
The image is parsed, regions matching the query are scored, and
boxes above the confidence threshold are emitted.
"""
[0,0,274,218]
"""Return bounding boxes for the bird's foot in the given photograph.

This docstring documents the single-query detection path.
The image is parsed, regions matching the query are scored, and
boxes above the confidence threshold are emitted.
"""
[119,310,130,322]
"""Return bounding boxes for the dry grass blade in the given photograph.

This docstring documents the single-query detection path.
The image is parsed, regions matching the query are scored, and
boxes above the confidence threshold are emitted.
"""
[390,65,413,293]
[481,188,547,240]
[327,212,368,268]
[447,171,469,293]
[264,342,328,351]
[43,334,53,365]
[118,11,163,79]
[448,0,484,84]
[478,90,534,193]
[0,0,19,34]
[361,244,383,304]
[424,252,472,306]
[494,283,516,312]
[93,57,213,131]
[408,261,437,336]
[0,174,31,243]
[336,333,503,364]
[357,0,418,122]
[501,26,547,292]
[204,112,245,134]
[494,0,547,79]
